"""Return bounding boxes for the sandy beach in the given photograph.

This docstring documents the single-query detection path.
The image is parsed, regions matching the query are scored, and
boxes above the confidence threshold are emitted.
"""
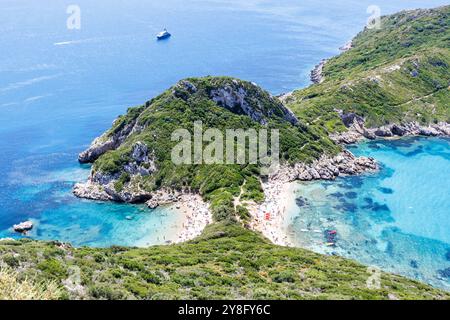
[171,182,297,246]
[173,194,213,244]
[249,180,297,247]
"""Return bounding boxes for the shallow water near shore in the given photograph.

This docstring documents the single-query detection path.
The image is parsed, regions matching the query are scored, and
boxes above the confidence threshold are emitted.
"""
[0,151,187,247]
[287,137,450,290]
[1,0,449,247]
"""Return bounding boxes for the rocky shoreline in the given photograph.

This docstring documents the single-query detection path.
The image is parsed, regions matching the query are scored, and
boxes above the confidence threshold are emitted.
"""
[339,41,353,52]
[13,221,33,234]
[272,149,378,183]
[74,178,196,210]
[310,59,327,84]
[310,41,352,85]
[330,111,450,145]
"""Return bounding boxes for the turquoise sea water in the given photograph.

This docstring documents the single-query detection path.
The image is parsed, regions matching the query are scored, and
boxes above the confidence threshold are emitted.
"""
[288,137,450,290]
[0,0,449,248]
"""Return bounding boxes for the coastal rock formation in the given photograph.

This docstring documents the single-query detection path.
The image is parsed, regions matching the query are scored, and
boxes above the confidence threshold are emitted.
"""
[331,110,450,144]
[78,136,117,164]
[78,118,143,164]
[370,122,450,139]
[75,140,159,203]
[310,59,327,84]
[13,221,33,233]
[145,190,181,209]
[438,267,450,279]
[272,150,378,184]
[211,85,268,125]
[74,167,187,209]
[74,76,310,221]
[339,41,353,52]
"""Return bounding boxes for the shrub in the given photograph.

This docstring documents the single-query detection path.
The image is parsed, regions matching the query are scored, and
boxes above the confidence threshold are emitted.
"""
[37,258,68,279]
[0,266,62,300]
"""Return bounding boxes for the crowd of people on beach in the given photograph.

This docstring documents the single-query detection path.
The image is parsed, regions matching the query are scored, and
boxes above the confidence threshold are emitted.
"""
[249,180,293,247]
[175,195,212,243]
[170,182,294,246]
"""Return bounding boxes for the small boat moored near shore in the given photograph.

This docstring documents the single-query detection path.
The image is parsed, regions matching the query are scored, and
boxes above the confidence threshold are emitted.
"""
[157,28,171,40]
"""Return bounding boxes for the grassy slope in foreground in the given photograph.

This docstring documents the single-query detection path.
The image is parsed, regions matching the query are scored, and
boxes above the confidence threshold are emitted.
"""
[0,225,449,300]
[286,6,450,132]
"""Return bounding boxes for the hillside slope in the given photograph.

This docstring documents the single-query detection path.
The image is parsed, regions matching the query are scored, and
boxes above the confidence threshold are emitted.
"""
[74,76,340,222]
[0,227,448,300]
[286,6,450,132]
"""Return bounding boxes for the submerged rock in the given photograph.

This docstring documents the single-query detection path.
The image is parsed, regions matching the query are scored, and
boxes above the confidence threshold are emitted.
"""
[438,267,450,279]
[410,260,419,269]
[73,181,113,202]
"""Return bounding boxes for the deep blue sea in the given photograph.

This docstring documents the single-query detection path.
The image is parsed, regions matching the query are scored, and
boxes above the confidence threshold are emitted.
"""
[0,0,448,272]
[288,137,450,290]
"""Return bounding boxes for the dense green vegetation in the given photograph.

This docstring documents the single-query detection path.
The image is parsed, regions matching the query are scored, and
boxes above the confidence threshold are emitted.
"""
[1,226,448,300]
[1,6,449,300]
[93,76,339,221]
[287,6,450,130]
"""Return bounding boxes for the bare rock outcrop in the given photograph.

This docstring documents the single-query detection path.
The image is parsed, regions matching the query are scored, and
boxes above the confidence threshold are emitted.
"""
[331,110,450,144]
[13,221,34,234]
[209,80,299,126]
[78,118,144,164]
[310,59,327,84]
[74,141,158,203]
[272,150,378,184]
[145,190,182,209]
[73,181,113,202]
